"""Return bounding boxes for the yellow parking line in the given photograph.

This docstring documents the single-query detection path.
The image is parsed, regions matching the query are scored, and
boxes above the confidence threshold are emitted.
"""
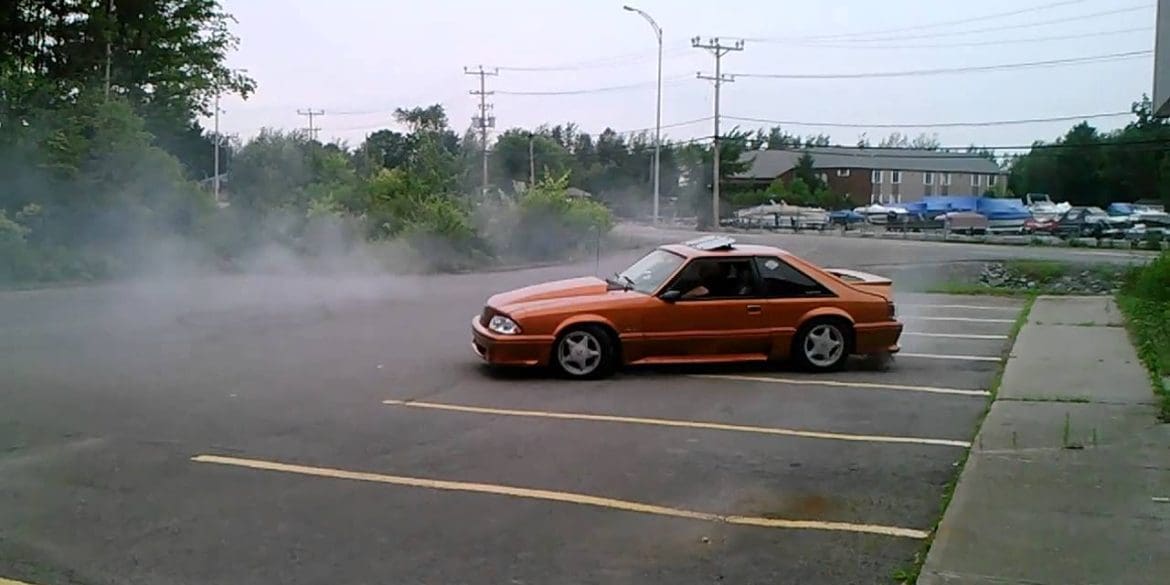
[689,374,989,397]
[192,454,930,539]
[381,400,970,448]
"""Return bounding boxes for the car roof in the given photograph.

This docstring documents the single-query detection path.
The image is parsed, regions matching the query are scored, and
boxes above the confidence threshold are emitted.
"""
[658,241,792,259]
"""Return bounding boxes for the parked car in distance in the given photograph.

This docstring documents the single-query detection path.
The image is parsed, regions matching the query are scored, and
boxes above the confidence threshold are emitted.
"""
[471,236,903,379]
[1053,206,1123,238]
[1022,216,1057,235]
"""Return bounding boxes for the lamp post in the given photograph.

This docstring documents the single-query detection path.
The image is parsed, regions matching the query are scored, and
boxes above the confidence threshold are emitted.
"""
[623,5,662,225]
[213,68,247,203]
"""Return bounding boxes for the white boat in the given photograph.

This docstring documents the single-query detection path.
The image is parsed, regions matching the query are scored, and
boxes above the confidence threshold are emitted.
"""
[1024,193,1070,221]
[735,200,829,230]
[854,203,908,225]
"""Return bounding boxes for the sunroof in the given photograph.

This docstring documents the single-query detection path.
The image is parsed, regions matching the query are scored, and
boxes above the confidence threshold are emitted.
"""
[684,235,737,251]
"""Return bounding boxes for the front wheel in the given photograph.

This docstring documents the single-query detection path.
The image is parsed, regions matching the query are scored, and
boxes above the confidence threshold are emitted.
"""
[793,320,852,372]
[552,325,616,379]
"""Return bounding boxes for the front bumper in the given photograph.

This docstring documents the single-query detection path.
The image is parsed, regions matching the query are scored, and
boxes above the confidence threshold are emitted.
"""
[471,316,554,366]
[854,320,903,355]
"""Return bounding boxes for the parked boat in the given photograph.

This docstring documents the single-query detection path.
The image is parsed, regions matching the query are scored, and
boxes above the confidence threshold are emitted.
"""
[977,198,1032,233]
[1025,193,1070,221]
[854,203,908,225]
[734,201,830,230]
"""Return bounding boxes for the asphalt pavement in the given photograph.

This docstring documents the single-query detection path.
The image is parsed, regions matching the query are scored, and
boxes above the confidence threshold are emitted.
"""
[0,232,1142,585]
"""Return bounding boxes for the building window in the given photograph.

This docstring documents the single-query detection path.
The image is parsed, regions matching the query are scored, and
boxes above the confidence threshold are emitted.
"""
[971,174,981,188]
[817,172,828,184]
[836,169,851,177]
[941,184,950,196]
[941,173,952,186]
[924,172,934,185]
[890,170,902,184]
[871,182,881,202]
[892,183,901,199]
[988,174,998,187]
[924,185,934,196]
[872,169,883,184]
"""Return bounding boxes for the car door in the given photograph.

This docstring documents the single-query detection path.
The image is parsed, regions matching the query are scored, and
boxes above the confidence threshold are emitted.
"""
[637,257,772,360]
[751,256,838,358]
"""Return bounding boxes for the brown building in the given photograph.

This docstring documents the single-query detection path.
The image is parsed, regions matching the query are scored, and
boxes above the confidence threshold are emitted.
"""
[731,147,1006,206]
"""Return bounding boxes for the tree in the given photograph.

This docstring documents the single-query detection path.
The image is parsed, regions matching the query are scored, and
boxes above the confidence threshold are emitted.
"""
[793,152,825,192]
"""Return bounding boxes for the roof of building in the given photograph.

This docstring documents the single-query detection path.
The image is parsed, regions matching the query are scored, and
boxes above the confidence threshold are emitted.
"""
[735,147,1003,180]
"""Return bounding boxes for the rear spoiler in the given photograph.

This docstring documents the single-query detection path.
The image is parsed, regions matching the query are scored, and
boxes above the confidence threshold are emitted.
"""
[823,268,893,299]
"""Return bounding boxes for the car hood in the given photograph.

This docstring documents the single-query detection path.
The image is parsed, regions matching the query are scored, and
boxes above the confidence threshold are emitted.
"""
[488,277,611,310]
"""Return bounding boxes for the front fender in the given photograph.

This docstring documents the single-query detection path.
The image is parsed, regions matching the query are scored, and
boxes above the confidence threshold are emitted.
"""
[553,314,619,338]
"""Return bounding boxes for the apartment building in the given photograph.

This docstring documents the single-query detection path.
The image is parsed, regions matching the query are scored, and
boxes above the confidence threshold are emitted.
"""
[732,146,1006,205]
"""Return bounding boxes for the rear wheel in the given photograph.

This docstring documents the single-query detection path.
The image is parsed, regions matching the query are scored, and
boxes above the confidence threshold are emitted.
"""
[552,325,616,379]
[793,319,852,372]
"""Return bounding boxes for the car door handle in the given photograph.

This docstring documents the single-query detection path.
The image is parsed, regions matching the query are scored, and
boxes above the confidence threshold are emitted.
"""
[746,305,762,314]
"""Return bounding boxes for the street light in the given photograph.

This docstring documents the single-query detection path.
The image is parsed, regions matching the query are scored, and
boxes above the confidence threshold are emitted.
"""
[214,68,247,203]
[623,5,662,225]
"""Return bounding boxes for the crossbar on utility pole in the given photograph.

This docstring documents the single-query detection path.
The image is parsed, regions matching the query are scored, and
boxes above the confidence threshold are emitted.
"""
[464,65,499,196]
[693,37,744,227]
[297,108,325,141]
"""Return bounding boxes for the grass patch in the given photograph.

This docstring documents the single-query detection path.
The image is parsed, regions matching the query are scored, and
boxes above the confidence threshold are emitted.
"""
[1003,259,1068,282]
[1116,294,1170,422]
[892,296,1034,584]
[924,283,1038,297]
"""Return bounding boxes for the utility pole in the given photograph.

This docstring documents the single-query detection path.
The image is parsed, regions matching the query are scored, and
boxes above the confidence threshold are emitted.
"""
[623,5,662,224]
[214,94,221,202]
[693,37,743,227]
[527,131,536,185]
[464,65,498,195]
[297,108,325,141]
[104,0,114,99]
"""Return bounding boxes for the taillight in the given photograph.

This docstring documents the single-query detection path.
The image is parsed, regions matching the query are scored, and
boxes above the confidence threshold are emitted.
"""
[887,301,896,318]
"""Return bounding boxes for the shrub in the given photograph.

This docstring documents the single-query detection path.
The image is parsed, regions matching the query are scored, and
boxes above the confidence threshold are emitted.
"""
[512,175,614,261]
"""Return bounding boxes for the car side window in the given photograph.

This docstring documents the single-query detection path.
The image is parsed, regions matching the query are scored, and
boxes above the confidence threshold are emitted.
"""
[754,256,829,298]
[666,258,759,300]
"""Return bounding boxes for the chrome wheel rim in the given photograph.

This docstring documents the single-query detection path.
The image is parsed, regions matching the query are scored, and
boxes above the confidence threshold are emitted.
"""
[558,331,602,376]
[803,324,844,367]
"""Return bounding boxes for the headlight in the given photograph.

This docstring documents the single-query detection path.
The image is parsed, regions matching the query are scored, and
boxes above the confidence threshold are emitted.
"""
[488,315,521,335]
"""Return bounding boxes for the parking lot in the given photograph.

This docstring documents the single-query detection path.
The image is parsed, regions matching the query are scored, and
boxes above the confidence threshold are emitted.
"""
[1,255,1026,585]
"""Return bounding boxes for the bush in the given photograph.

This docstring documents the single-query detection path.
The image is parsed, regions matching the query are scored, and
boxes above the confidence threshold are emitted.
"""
[512,175,613,261]
[1118,250,1170,420]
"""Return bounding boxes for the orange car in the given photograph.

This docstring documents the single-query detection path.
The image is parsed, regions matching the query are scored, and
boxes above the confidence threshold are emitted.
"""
[472,236,901,378]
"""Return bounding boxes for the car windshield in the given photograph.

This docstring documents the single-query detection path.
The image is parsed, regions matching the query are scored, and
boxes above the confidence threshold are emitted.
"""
[616,249,685,294]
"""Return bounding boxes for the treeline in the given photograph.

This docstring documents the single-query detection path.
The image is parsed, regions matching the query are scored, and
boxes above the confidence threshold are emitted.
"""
[1008,97,1170,207]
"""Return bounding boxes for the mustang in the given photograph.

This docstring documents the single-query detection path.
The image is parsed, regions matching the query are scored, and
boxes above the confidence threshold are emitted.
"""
[471,236,902,378]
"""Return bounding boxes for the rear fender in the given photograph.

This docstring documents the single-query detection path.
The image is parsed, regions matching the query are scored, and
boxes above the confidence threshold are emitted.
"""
[798,307,855,329]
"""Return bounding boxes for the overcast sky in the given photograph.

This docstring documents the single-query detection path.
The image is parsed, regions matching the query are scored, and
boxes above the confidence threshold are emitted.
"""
[204,0,1157,151]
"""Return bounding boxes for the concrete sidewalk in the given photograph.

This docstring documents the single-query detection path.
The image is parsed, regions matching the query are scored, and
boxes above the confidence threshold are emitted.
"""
[919,296,1170,585]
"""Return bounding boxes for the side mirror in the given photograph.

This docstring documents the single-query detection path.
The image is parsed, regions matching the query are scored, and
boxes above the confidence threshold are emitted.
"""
[660,290,682,303]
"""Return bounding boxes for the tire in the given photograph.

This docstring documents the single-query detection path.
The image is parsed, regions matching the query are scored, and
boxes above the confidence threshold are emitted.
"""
[792,319,852,372]
[552,325,617,380]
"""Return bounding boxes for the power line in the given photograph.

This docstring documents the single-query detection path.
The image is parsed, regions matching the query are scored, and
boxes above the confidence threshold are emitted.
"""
[766,4,1153,45]
[732,50,1151,80]
[749,138,1170,157]
[614,116,715,135]
[781,26,1152,50]
[749,0,1091,42]
[496,46,693,72]
[723,111,1134,129]
[495,76,690,96]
